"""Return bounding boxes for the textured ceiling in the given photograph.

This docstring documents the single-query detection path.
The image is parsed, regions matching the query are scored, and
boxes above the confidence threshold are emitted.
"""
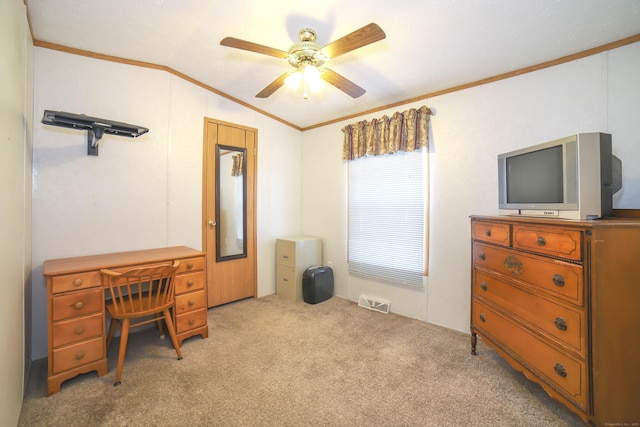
[27,0,640,129]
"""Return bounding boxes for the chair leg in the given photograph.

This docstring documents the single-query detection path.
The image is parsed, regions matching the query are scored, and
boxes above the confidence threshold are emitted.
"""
[156,313,165,339]
[162,309,183,360]
[106,317,119,349]
[114,318,131,386]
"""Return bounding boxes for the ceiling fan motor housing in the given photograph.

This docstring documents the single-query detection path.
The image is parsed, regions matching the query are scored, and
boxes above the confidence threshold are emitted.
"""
[287,28,327,69]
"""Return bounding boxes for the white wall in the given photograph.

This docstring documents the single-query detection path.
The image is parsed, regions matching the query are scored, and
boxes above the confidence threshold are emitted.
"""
[31,49,304,359]
[301,42,640,332]
[30,39,640,357]
[0,1,32,424]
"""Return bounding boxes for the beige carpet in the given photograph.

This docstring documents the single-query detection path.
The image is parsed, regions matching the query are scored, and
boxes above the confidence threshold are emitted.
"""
[19,295,585,426]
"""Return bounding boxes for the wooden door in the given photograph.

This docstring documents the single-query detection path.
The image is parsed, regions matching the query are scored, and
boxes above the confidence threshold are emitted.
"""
[203,118,257,307]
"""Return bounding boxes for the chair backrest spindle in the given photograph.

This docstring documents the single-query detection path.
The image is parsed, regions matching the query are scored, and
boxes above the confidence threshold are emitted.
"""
[102,261,180,318]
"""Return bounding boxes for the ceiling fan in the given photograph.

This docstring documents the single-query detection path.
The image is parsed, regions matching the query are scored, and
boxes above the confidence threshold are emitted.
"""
[220,23,386,99]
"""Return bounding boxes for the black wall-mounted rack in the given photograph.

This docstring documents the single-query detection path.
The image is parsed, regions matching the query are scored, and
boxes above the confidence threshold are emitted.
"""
[41,110,149,156]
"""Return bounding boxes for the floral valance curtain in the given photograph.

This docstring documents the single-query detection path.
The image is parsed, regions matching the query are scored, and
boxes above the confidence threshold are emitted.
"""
[341,105,432,160]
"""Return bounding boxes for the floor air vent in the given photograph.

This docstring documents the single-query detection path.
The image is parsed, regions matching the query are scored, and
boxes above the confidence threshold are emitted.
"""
[358,295,390,314]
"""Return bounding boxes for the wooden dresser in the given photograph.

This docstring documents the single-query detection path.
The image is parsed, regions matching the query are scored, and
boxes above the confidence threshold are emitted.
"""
[470,215,640,426]
[44,246,208,395]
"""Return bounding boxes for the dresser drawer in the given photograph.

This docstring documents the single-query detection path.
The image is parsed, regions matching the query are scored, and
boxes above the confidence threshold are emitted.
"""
[513,225,582,261]
[473,242,583,305]
[474,270,586,354]
[50,271,101,294]
[175,290,206,314]
[473,300,587,409]
[175,271,204,295]
[472,221,511,247]
[52,336,104,375]
[51,288,103,321]
[52,313,103,348]
[176,256,204,274]
[176,309,207,333]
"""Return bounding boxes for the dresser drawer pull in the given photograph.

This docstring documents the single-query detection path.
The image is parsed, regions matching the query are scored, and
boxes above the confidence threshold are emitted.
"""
[73,301,85,310]
[72,278,83,287]
[74,326,85,335]
[186,263,194,270]
[504,255,523,275]
[189,319,196,326]
[536,236,546,246]
[480,282,487,291]
[75,351,86,361]
[485,229,491,237]
[187,280,194,287]
[479,313,486,323]
[554,363,567,378]
[479,252,486,261]
[552,274,565,287]
[188,299,195,306]
[283,278,289,282]
[554,317,567,331]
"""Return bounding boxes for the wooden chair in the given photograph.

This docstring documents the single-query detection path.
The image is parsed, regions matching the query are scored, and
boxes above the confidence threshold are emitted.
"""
[101,261,183,385]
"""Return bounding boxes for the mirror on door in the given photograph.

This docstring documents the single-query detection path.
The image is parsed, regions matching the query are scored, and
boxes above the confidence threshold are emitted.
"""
[216,144,247,261]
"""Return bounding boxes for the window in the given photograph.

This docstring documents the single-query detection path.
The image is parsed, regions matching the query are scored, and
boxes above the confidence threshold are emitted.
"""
[348,149,427,287]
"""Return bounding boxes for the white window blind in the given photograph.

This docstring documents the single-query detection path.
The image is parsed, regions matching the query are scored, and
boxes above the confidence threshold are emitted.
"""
[348,149,426,287]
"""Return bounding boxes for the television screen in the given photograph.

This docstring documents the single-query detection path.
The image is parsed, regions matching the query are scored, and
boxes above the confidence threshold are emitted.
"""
[506,146,563,203]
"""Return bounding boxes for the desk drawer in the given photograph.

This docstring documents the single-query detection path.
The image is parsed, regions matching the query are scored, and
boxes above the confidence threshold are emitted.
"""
[51,289,103,321]
[175,271,204,295]
[52,336,104,375]
[473,300,587,409]
[176,309,207,333]
[177,257,204,274]
[53,313,103,348]
[474,270,585,354]
[175,291,206,314]
[50,271,101,294]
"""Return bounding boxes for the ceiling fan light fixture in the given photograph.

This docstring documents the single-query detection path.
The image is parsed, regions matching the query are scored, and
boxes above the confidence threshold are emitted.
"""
[303,65,324,92]
[285,65,324,98]
[285,71,303,90]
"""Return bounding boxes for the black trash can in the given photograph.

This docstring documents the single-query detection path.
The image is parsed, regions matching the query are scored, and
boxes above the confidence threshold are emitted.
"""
[302,265,334,304]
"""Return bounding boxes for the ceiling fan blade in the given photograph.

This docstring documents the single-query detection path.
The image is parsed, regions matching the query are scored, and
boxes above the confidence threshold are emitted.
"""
[321,69,366,98]
[322,23,386,59]
[220,37,289,59]
[256,72,290,98]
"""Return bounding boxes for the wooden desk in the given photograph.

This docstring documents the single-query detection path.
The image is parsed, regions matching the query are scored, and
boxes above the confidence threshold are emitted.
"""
[43,246,208,395]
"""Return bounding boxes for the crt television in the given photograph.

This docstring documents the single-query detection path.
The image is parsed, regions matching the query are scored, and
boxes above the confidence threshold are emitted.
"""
[498,133,621,220]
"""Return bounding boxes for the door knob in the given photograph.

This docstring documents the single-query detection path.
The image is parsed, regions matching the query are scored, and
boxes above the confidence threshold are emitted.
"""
[208,220,217,227]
